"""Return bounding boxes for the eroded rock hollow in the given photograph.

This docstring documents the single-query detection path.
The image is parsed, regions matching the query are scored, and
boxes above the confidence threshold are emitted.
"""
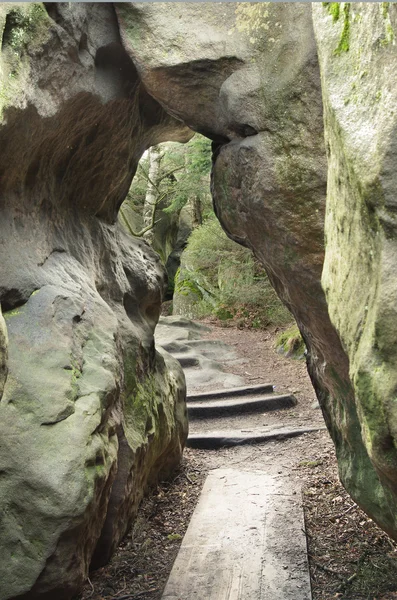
[1,2,397,599]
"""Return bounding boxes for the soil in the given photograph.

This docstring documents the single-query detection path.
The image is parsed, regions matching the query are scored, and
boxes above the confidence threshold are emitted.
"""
[77,320,397,600]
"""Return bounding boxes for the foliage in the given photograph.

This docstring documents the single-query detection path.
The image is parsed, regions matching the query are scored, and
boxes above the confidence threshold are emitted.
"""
[124,135,291,331]
[124,154,150,209]
[121,134,213,296]
[174,215,292,329]
[124,134,212,219]
[163,134,212,215]
[2,4,48,53]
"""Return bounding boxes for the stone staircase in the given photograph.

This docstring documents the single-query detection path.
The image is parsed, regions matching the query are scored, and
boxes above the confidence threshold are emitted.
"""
[186,382,321,450]
[156,317,317,600]
[156,317,323,452]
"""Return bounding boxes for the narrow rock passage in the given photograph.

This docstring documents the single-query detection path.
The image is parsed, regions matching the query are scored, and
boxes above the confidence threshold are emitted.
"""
[156,316,324,599]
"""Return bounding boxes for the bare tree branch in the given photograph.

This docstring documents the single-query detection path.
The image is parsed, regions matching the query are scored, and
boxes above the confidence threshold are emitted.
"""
[120,206,162,238]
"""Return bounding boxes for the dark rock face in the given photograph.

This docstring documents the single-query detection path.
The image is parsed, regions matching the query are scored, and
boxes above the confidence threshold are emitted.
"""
[119,1,397,543]
[0,4,189,599]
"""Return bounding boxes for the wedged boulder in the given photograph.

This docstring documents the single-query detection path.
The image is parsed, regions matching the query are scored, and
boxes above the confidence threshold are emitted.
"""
[119,1,397,540]
[0,3,188,599]
[116,2,246,139]
[313,2,397,537]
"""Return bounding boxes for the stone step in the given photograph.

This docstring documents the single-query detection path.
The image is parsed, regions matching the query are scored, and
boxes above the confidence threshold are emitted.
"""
[187,426,325,449]
[187,382,274,402]
[162,468,312,600]
[173,353,201,368]
[187,393,296,419]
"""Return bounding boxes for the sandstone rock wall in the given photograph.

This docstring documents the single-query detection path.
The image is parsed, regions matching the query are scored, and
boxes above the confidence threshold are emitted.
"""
[0,4,188,599]
[313,2,397,535]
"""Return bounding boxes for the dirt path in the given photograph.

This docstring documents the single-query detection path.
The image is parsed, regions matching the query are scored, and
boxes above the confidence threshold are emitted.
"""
[78,321,397,600]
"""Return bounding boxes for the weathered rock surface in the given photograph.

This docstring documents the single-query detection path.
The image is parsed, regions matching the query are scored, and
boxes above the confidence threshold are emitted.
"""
[0,4,188,599]
[119,1,397,542]
[313,2,397,537]
[155,315,245,392]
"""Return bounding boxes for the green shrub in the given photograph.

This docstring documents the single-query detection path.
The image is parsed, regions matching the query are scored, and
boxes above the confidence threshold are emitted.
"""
[173,216,292,328]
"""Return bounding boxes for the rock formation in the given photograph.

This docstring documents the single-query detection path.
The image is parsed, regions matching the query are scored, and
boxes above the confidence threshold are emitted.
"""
[2,2,397,599]
[0,4,189,599]
[313,2,397,535]
[119,0,397,542]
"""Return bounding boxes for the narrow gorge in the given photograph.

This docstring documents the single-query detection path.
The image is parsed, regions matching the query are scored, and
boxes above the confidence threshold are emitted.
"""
[1,3,397,599]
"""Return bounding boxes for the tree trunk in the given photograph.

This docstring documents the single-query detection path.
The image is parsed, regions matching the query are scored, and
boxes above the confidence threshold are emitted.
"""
[143,146,163,245]
[191,195,202,228]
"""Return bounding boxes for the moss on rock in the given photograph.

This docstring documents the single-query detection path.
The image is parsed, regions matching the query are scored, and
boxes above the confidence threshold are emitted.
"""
[275,325,306,359]
[314,0,397,539]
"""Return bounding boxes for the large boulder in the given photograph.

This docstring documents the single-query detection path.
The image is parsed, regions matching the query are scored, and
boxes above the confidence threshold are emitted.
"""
[0,4,188,599]
[118,1,397,541]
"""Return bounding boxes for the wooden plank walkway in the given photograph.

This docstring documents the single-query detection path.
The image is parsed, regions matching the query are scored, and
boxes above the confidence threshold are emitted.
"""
[162,468,312,600]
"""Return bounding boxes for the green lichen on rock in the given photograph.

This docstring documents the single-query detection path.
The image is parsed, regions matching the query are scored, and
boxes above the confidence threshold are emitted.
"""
[314,0,397,540]
[115,3,144,50]
[0,2,191,597]
[382,2,390,19]
[322,2,341,23]
[385,22,395,44]
[69,360,83,402]
[322,2,351,54]
[122,343,186,461]
[232,3,270,45]
[123,370,157,450]
[379,2,395,46]
[3,306,22,318]
[335,3,351,54]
